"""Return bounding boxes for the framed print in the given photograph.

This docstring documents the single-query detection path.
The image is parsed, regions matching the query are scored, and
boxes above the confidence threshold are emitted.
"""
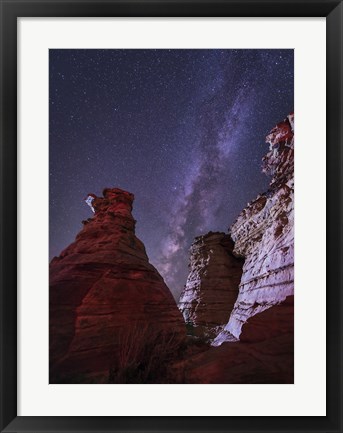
[0,0,342,432]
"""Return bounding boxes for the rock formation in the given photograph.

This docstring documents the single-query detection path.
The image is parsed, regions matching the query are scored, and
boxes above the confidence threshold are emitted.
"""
[50,112,294,384]
[213,113,294,345]
[49,188,186,383]
[178,232,243,338]
[173,295,294,384]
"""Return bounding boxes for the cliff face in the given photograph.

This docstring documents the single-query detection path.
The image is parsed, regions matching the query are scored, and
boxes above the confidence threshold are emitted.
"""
[49,113,294,384]
[178,232,243,338]
[49,188,185,383]
[213,113,294,345]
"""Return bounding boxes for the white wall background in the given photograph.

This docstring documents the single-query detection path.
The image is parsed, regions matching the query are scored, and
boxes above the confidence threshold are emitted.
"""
[18,17,326,416]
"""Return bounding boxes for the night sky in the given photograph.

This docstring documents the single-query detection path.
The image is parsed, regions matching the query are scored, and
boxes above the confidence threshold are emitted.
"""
[49,49,293,299]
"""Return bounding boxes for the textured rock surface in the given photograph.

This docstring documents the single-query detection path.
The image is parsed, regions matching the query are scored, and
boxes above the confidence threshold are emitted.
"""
[173,296,294,384]
[214,113,294,345]
[178,232,243,338]
[49,188,185,383]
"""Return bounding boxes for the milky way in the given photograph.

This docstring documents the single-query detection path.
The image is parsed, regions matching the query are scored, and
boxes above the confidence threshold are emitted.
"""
[50,49,293,299]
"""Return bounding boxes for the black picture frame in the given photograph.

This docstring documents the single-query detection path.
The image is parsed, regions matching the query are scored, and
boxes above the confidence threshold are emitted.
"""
[0,1,342,432]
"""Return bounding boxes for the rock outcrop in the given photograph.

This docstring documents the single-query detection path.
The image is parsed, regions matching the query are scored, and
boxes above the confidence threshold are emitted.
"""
[173,295,294,384]
[49,188,186,383]
[178,232,243,338]
[213,113,294,345]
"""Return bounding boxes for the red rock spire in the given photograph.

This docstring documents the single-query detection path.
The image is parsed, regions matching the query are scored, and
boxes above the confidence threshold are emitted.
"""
[50,188,185,383]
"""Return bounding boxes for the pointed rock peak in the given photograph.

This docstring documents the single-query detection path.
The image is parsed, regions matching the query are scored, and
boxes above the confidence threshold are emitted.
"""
[265,112,294,148]
[81,187,136,232]
[85,188,134,214]
[262,112,294,184]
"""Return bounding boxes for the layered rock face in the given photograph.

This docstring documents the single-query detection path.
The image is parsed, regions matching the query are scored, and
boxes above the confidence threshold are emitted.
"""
[49,188,185,383]
[213,113,294,345]
[178,232,243,338]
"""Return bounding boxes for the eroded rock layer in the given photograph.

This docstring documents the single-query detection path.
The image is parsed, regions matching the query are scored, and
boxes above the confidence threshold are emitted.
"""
[49,188,185,383]
[178,232,243,338]
[213,113,294,345]
[173,296,294,384]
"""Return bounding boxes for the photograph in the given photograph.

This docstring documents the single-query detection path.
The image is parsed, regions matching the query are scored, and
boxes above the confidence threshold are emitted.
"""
[49,48,294,384]
[2,0,342,429]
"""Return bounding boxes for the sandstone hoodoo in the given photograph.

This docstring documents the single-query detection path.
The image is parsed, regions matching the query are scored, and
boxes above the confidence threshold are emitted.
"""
[213,113,294,346]
[178,232,243,339]
[175,295,294,384]
[49,188,186,383]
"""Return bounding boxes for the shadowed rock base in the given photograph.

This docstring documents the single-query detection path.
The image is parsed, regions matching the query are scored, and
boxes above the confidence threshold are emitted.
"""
[173,296,293,384]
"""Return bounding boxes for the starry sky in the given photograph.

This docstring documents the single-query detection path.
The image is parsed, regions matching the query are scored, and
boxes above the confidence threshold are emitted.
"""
[49,49,293,299]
